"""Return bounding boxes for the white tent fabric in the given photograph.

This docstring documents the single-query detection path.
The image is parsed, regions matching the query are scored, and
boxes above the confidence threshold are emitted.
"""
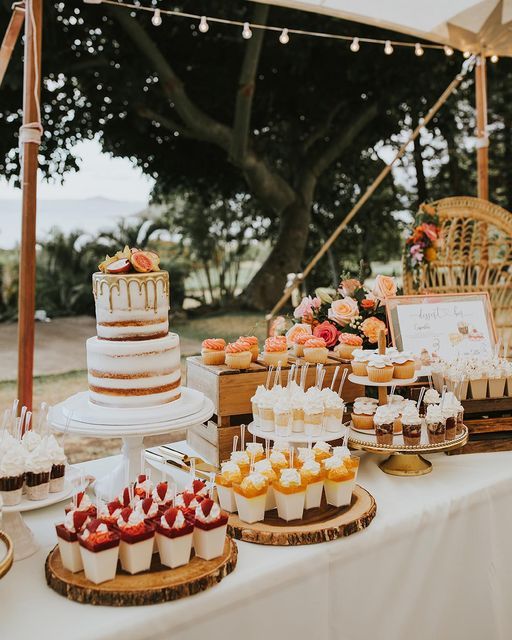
[251,0,512,56]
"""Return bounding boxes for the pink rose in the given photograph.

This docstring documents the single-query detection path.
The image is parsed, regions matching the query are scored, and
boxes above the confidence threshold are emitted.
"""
[293,296,321,320]
[372,275,397,301]
[339,278,361,297]
[328,297,359,326]
[313,321,340,348]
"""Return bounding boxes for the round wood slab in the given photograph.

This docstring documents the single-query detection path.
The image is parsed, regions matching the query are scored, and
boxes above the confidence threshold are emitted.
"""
[228,484,376,546]
[45,537,237,606]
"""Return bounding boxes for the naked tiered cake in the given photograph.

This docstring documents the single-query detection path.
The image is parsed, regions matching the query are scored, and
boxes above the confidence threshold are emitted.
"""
[86,248,181,408]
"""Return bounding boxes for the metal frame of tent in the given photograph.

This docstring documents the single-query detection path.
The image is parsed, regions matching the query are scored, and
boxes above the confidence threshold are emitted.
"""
[0,0,497,408]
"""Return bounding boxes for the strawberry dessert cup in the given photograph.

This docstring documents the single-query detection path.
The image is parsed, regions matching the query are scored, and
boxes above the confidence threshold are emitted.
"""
[78,519,120,584]
[193,499,229,561]
[116,507,155,574]
[55,510,90,573]
[156,507,194,569]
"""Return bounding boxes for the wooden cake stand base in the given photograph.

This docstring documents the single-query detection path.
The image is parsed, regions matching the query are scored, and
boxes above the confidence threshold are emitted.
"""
[45,537,237,606]
[228,485,376,546]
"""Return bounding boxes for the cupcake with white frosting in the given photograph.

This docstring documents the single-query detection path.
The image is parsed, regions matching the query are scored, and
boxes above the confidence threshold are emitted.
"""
[366,355,394,383]
[351,400,377,430]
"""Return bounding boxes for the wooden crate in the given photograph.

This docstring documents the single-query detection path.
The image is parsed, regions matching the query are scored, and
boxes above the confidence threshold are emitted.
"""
[186,355,364,466]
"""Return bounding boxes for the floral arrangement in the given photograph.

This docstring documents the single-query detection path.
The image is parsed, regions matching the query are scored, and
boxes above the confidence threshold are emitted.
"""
[405,203,442,288]
[290,274,398,349]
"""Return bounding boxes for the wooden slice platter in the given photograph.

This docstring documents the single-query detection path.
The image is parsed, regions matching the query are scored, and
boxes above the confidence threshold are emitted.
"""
[228,485,376,546]
[45,536,237,606]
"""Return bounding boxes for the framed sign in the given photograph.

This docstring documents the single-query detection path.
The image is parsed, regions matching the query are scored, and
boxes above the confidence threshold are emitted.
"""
[386,292,497,364]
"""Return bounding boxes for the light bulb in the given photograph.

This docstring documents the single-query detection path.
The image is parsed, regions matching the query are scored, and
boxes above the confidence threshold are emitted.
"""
[350,37,360,52]
[443,45,454,56]
[242,22,252,39]
[463,50,471,59]
[415,43,424,56]
[384,40,393,55]
[279,28,289,44]
[151,9,162,27]
[198,16,209,33]
[491,54,499,63]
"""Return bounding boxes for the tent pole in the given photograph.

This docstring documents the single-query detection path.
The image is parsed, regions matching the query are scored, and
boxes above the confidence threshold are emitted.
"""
[475,55,489,200]
[0,2,25,88]
[17,0,43,413]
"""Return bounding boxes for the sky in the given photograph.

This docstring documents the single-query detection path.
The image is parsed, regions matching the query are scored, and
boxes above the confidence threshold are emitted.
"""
[0,139,154,248]
[0,139,154,201]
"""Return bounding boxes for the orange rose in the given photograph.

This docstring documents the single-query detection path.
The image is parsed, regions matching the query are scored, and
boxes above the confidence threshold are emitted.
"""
[328,297,359,326]
[361,298,376,310]
[360,317,387,343]
[339,278,361,297]
[372,275,397,301]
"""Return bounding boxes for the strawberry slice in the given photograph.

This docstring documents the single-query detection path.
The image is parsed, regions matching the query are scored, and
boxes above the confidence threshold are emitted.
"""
[121,487,131,506]
[106,258,131,274]
[200,498,214,518]
[107,499,122,515]
[164,507,178,528]
[141,497,154,515]
[137,474,147,484]
[156,482,168,501]
[76,491,85,507]
[73,510,89,532]
[192,479,206,495]
[120,507,132,523]
[87,518,103,533]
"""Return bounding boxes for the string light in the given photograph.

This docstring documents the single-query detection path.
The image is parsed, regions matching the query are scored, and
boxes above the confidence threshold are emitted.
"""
[350,37,360,52]
[151,8,162,27]
[490,54,499,63]
[279,28,289,44]
[242,22,252,39]
[87,0,465,58]
[463,51,471,58]
[198,16,209,33]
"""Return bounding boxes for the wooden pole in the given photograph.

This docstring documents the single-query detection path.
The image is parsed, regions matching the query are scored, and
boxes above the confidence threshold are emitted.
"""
[475,55,489,200]
[0,2,25,88]
[17,0,43,412]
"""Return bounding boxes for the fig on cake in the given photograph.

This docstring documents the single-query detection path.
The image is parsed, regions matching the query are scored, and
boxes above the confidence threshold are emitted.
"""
[106,258,131,274]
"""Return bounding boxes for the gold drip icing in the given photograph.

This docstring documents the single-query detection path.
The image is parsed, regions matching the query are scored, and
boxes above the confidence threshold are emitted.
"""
[92,272,170,314]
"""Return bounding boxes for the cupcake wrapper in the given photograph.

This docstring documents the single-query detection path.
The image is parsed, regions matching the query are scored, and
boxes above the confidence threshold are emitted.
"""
[25,471,51,487]
[0,474,24,491]
[367,366,394,383]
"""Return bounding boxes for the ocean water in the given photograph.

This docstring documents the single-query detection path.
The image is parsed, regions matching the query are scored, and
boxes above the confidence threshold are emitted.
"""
[0,197,146,249]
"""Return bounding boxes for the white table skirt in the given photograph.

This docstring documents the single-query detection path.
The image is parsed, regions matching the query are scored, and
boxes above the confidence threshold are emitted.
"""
[2,449,512,640]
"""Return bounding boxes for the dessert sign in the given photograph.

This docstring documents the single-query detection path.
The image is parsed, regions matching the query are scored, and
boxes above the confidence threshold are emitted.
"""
[386,293,497,364]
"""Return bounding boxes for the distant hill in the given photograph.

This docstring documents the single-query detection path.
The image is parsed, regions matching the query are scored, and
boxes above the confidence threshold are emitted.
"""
[0,197,147,248]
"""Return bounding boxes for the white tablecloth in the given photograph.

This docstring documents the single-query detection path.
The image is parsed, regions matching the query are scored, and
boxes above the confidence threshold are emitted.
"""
[2,449,512,640]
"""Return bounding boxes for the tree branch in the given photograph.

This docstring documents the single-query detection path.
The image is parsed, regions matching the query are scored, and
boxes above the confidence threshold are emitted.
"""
[231,3,268,164]
[136,105,194,138]
[109,6,232,150]
[301,101,345,154]
[305,101,379,179]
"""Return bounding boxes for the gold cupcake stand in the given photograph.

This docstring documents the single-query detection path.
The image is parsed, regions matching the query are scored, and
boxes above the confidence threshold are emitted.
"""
[348,427,469,476]
[0,531,14,579]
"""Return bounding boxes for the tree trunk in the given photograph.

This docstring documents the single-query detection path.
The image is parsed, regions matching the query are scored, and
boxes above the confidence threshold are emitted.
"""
[241,198,311,310]
[413,128,427,205]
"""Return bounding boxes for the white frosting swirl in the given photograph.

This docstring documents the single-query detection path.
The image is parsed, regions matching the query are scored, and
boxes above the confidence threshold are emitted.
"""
[279,468,301,487]
[0,444,26,477]
[25,444,52,474]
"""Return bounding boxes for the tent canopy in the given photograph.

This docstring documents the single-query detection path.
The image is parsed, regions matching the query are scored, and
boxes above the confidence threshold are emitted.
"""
[251,0,512,56]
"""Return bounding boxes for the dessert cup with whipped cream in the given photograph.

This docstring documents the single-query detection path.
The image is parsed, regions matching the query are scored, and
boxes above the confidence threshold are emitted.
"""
[79,519,120,584]
[193,499,229,560]
[55,510,90,573]
[291,392,305,433]
[251,384,267,427]
[422,387,440,416]
[117,508,155,575]
[426,404,446,444]
[323,457,355,508]
[303,391,324,437]
[216,461,242,512]
[253,458,278,510]
[233,472,268,523]
[401,406,422,446]
[230,449,250,476]
[156,507,194,569]
[373,405,395,445]
[274,468,306,521]
[46,435,67,493]
[201,338,226,366]
[25,444,52,500]
[0,443,26,506]
[299,459,324,509]
[321,389,345,432]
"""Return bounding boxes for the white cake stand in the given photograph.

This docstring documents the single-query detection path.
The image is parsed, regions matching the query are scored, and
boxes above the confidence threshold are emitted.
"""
[50,387,214,500]
[247,421,348,444]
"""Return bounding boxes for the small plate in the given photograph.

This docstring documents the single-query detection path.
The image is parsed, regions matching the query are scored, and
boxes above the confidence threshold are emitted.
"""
[348,373,418,387]
[247,421,347,444]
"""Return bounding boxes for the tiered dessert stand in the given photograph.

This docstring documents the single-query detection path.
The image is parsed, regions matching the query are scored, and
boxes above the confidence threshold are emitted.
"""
[51,387,214,499]
[347,333,468,476]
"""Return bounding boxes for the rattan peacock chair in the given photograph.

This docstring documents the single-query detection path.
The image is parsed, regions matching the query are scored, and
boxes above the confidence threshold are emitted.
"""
[402,196,512,344]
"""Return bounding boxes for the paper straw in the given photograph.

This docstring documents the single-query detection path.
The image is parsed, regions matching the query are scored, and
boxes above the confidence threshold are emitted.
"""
[240,424,246,450]
[338,368,348,396]
[330,366,340,390]
[416,387,426,410]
